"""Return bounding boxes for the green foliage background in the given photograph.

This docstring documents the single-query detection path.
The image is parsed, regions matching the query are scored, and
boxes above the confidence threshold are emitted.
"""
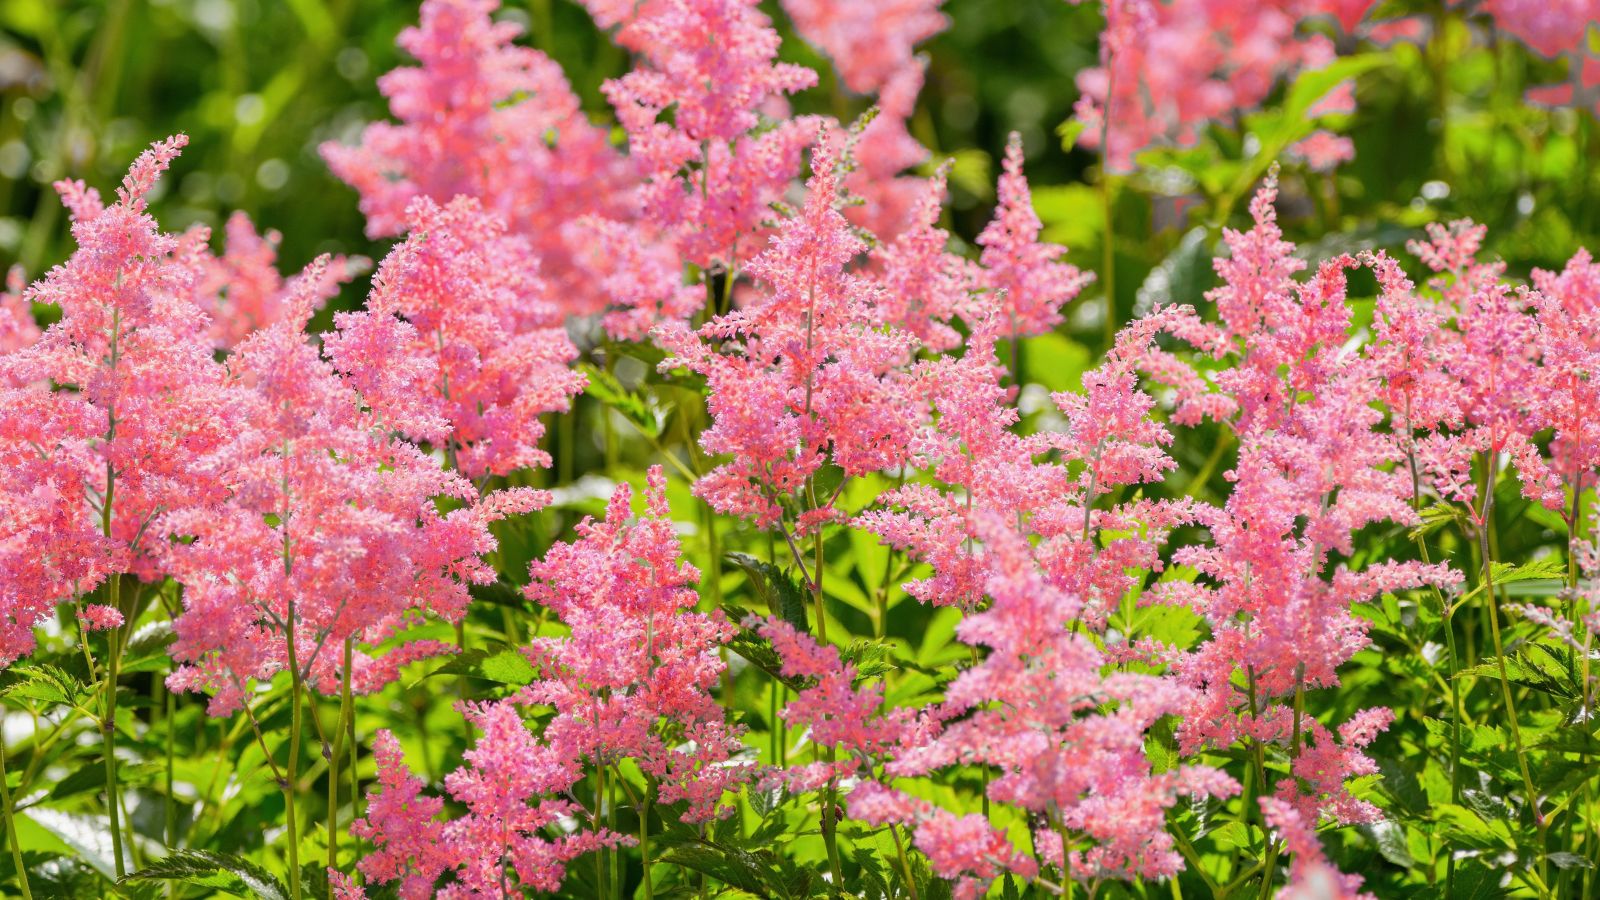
[2,1,1600,898]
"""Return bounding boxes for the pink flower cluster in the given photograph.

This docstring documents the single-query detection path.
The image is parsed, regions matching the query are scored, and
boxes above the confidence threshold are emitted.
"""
[1070,0,1376,170]
[350,469,742,896]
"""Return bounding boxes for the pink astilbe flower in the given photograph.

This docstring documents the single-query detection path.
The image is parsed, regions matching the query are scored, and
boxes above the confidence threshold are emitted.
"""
[780,0,947,94]
[321,0,635,316]
[754,616,909,766]
[566,216,707,342]
[839,61,934,240]
[867,163,977,352]
[859,307,1185,620]
[350,730,452,899]
[1260,796,1374,900]
[522,468,748,821]
[0,266,39,356]
[1070,0,1360,170]
[603,0,819,270]
[1290,129,1356,172]
[76,604,124,632]
[977,133,1093,337]
[1364,249,1462,468]
[0,136,235,663]
[1407,217,1501,305]
[655,136,922,527]
[893,523,1237,888]
[197,211,355,347]
[352,711,626,899]
[1154,177,1458,827]
[1527,250,1600,499]
[1473,0,1600,58]
[161,262,539,715]
[325,196,585,480]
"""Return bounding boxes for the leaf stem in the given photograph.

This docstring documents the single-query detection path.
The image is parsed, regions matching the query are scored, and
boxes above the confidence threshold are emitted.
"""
[0,730,32,900]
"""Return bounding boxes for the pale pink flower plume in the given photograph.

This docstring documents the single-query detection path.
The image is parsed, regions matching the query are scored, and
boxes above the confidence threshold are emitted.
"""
[325,195,585,479]
[1291,130,1356,172]
[0,135,236,664]
[656,135,922,527]
[1260,796,1375,899]
[0,266,39,357]
[780,0,948,94]
[603,0,819,270]
[978,133,1093,337]
[1070,0,1366,170]
[1474,0,1600,58]
[321,0,635,316]
[522,467,749,822]
[161,257,541,714]
[76,604,124,632]
[196,211,357,348]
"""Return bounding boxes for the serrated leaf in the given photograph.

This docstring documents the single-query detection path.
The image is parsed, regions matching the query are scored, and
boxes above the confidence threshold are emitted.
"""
[1364,819,1414,868]
[579,362,664,437]
[4,665,85,708]
[122,850,289,900]
[726,552,809,634]
[431,645,534,686]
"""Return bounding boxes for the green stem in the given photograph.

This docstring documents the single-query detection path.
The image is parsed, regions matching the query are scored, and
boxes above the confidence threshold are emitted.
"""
[889,823,920,900]
[639,791,653,900]
[284,602,305,900]
[1244,668,1277,899]
[0,731,32,900]
[1478,453,1547,893]
[327,638,353,874]
[164,677,176,850]
[103,575,126,879]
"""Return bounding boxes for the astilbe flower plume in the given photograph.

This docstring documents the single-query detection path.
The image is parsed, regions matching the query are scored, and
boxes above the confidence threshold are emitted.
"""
[1472,0,1600,59]
[1523,250,1600,505]
[779,0,947,94]
[837,524,1237,897]
[325,196,585,480]
[160,261,540,715]
[321,0,635,315]
[0,136,234,664]
[977,133,1093,337]
[866,162,977,352]
[837,61,935,241]
[196,211,356,348]
[349,710,626,899]
[603,0,819,270]
[859,305,1182,621]
[347,468,742,895]
[655,136,922,528]
[0,266,39,357]
[1069,0,1371,170]
[520,467,748,820]
[1153,175,1456,831]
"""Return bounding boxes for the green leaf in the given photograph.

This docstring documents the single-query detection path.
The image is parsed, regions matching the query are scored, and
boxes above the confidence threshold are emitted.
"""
[726,552,809,634]
[1364,819,1414,869]
[122,850,290,900]
[432,645,535,686]
[658,845,776,897]
[1547,852,1595,870]
[21,808,129,879]
[579,362,665,438]
[4,665,86,708]
[1133,226,1212,317]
